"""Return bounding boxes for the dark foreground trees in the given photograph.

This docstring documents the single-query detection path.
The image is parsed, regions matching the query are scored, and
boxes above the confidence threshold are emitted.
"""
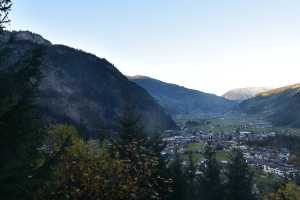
[35,113,172,200]
[225,149,257,200]
[198,145,224,200]
[168,147,188,200]
[0,46,45,199]
[39,124,142,200]
[167,145,259,200]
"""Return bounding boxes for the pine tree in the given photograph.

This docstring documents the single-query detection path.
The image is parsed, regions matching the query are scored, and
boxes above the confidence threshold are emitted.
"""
[0,47,45,199]
[186,151,198,200]
[116,111,170,200]
[225,149,257,200]
[148,133,173,200]
[168,146,187,200]
[199,145,224,200]
[0,0,11,31]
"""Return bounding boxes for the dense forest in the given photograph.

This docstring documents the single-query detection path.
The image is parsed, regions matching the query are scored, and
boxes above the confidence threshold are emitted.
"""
[1,1,300,200]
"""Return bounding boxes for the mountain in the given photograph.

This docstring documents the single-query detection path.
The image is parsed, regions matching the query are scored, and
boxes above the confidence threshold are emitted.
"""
[129,76,236,116]
[0,31,177,135]
[239,83,300,128]
[223,87,272,102]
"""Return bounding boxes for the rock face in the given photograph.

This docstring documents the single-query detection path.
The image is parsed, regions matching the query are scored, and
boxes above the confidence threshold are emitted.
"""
[0,31,177,136]
[223,87,272,102]
[129,75,236,116]
[239,83,300,128]
[0,31,51,45]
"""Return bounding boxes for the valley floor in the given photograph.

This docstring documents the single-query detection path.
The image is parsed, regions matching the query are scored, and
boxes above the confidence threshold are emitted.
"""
[162,113,300,190]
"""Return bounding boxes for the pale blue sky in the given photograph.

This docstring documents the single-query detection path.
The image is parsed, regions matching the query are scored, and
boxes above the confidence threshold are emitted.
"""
[9,0,300,95]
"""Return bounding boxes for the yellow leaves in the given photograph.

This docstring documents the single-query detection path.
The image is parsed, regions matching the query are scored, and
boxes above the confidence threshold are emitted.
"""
[265,182,300,200]
[44,124,82,156]
[41,125,171,200]
[47,136,146,199]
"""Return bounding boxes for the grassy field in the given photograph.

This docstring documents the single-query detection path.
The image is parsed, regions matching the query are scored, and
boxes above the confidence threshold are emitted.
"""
[185,142,231,162]
[176,112,300,136]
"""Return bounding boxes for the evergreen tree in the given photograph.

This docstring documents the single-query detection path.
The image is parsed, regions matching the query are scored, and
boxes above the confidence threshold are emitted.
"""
[0,47,45,199]
[168,146,187,200]
[225,149,256,200]
[148,133,173,200]
[199,145,224,200]
[116,111,170,200]
[186,151,198,200]
[0,0,11,31]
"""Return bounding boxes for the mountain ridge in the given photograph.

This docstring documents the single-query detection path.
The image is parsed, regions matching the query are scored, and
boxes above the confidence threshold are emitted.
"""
[0,31,177,135]
[239,83,300,128]
[223,87,273,102]
[129,75,236,116]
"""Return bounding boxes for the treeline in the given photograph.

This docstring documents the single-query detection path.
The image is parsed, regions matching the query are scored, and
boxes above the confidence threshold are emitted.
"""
[168,145,258,200]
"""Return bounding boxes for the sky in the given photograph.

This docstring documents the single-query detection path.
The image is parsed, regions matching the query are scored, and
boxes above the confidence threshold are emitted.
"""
[9,0,300,95]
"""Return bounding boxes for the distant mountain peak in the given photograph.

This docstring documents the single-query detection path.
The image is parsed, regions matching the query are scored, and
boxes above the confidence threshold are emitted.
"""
[223,87,273,101]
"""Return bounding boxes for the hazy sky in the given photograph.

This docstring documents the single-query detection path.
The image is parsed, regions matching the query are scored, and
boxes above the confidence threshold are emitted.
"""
[9,0,300,95]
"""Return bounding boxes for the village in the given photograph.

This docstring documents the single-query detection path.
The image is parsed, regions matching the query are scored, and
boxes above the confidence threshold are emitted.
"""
[162,119,300,178]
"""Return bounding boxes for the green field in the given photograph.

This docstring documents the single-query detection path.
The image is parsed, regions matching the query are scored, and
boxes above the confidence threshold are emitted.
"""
[176,112,300,136]
[185,142,230,162]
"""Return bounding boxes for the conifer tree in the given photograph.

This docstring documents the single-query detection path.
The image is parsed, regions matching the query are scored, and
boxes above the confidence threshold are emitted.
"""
[0,47,44,199]
[225,149,257,200]
[116,110,170,200]
[168,146,187,200]
[0,0,11,31]
[199,145,224,200]
[186,151,198,200]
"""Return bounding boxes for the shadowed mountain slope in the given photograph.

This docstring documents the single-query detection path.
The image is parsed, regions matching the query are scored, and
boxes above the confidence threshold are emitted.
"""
[239,83,300,128]
[0,31,177,136]
[129,75,236,116]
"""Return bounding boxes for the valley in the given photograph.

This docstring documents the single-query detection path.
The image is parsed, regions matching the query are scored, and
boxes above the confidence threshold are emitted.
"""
[162,113,300,192]
[2,30,300,198]
[2,1,300,199]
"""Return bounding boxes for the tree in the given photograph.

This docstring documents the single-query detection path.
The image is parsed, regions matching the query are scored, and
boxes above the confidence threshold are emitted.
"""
[40,124,140,200]
[147,133,173,200]
[225,149,257,200]
[185,151,198,200]
[198,145,224,200]
[168,146,187,200]
[0,0,11,31]
[116,111,171,200]
[265,182,300,200]
[0,47,45,199]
